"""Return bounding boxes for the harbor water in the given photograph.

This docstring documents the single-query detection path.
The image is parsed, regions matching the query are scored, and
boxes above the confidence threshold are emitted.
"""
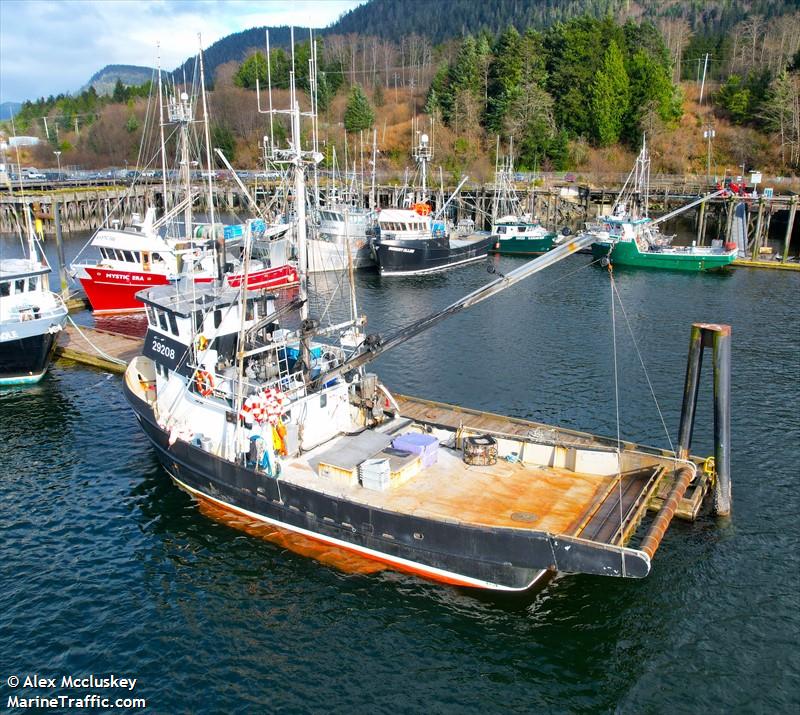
[1,229,798,713]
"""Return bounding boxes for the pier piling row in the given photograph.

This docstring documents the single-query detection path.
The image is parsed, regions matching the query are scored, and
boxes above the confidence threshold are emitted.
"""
[2,179,797,263]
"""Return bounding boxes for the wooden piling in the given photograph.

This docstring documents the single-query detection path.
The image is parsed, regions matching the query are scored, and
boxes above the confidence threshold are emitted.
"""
[751,198,765,258]
[676,322,732,516]
[724,196,735,245]
[783,195,797,262]
[677,325,704,459]
[711,325,732,516]
[53,200,69,299]
[697,200,707,245]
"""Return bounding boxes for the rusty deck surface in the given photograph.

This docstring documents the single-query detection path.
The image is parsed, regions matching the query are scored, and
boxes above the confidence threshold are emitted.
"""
[55,324,141,373]
[286,441,665,544]
[395,393,707,522]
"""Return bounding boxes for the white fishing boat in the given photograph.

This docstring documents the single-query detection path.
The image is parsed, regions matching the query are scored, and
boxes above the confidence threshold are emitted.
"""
[122,63,729,592]
[0,209,67,385]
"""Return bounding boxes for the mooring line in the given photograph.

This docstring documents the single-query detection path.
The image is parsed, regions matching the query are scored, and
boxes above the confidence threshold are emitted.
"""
[65,315,126,366]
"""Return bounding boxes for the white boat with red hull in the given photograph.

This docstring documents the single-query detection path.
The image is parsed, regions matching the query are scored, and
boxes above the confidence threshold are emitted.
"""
[70,48,298,314]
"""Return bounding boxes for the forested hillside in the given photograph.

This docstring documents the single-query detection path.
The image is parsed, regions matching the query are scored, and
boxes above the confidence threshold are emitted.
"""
[332,0,796,43]
[82,65,155,96]
[166,0,800,91]
[3,2,798,178]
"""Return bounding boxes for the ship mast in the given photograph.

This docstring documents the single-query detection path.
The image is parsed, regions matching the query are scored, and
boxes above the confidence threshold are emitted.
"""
[167,81,194,240]
[156,45,169,212]
[198,38,217,239]
[413,116,433,203]
[256,29,326,374]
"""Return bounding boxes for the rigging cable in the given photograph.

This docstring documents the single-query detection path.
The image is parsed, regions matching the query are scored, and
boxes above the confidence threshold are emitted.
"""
[610,278,676,455]
[608,264,626,576]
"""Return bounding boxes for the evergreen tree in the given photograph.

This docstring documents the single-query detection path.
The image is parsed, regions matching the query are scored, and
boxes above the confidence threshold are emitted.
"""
[624,50,681,140]
[314,71,332,113]
[476,34,493,109]
[112,79,126,103]
[344,84,375,133]
[590,40,629,146]
[486,26,523,132]
[234,52,267,89]
[425,64,451,117]
[451,35,481,97]
[544,16,614,137]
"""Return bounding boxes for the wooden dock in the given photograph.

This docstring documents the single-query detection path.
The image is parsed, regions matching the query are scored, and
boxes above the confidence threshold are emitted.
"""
[55,324,141,373]
[732,258,800,271]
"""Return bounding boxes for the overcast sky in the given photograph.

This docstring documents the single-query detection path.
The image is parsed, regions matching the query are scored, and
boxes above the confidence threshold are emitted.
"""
[0,0,363,103]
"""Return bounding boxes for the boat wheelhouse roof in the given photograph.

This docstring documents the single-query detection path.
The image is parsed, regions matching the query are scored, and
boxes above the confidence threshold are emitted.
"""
[0,258,49,280]
[136,283,275,317]
[606,216,652,225]
[378,209,430,223]
[91,227,172,253]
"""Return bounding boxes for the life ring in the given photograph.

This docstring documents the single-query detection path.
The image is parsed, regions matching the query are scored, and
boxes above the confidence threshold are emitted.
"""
[412,202,431,216]
[195,370,214,397]
[196,334,209,352]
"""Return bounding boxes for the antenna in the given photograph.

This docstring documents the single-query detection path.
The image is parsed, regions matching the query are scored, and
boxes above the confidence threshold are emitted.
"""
[290,26,296,112]
[198,35,216,238]
[255,30,275,148]
[156,43,168,213]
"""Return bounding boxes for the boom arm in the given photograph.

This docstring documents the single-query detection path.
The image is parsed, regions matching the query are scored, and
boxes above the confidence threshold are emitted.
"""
[649,189,727,228]
[312,233,596,388]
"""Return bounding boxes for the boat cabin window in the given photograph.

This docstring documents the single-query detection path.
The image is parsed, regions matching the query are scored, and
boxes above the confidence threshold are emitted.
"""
[214,309,222,329]
[146,305,156,326]
[497,226,506,234]
[0,282,9,297]
[193,310,203,333]
[99,248,109,260]
[15,279,25,294]
[168,313,179,335]
[152,252,162,263]
[157,310,168,332]
[123,250,136,263]
[28,276,38,291]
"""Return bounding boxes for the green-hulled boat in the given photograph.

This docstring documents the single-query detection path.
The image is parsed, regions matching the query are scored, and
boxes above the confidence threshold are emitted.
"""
[585,139,736,272]
[590,219,737,272]
[488,138,561,256]
[490,218,559,255]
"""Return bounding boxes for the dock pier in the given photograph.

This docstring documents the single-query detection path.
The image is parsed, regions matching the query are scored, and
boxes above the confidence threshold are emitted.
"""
[4,175,796,268]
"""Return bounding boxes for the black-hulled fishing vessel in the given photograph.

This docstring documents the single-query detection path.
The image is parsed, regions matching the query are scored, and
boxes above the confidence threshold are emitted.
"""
[0,211,68,385]
[372,124,493,276]
[123,65,727,591]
